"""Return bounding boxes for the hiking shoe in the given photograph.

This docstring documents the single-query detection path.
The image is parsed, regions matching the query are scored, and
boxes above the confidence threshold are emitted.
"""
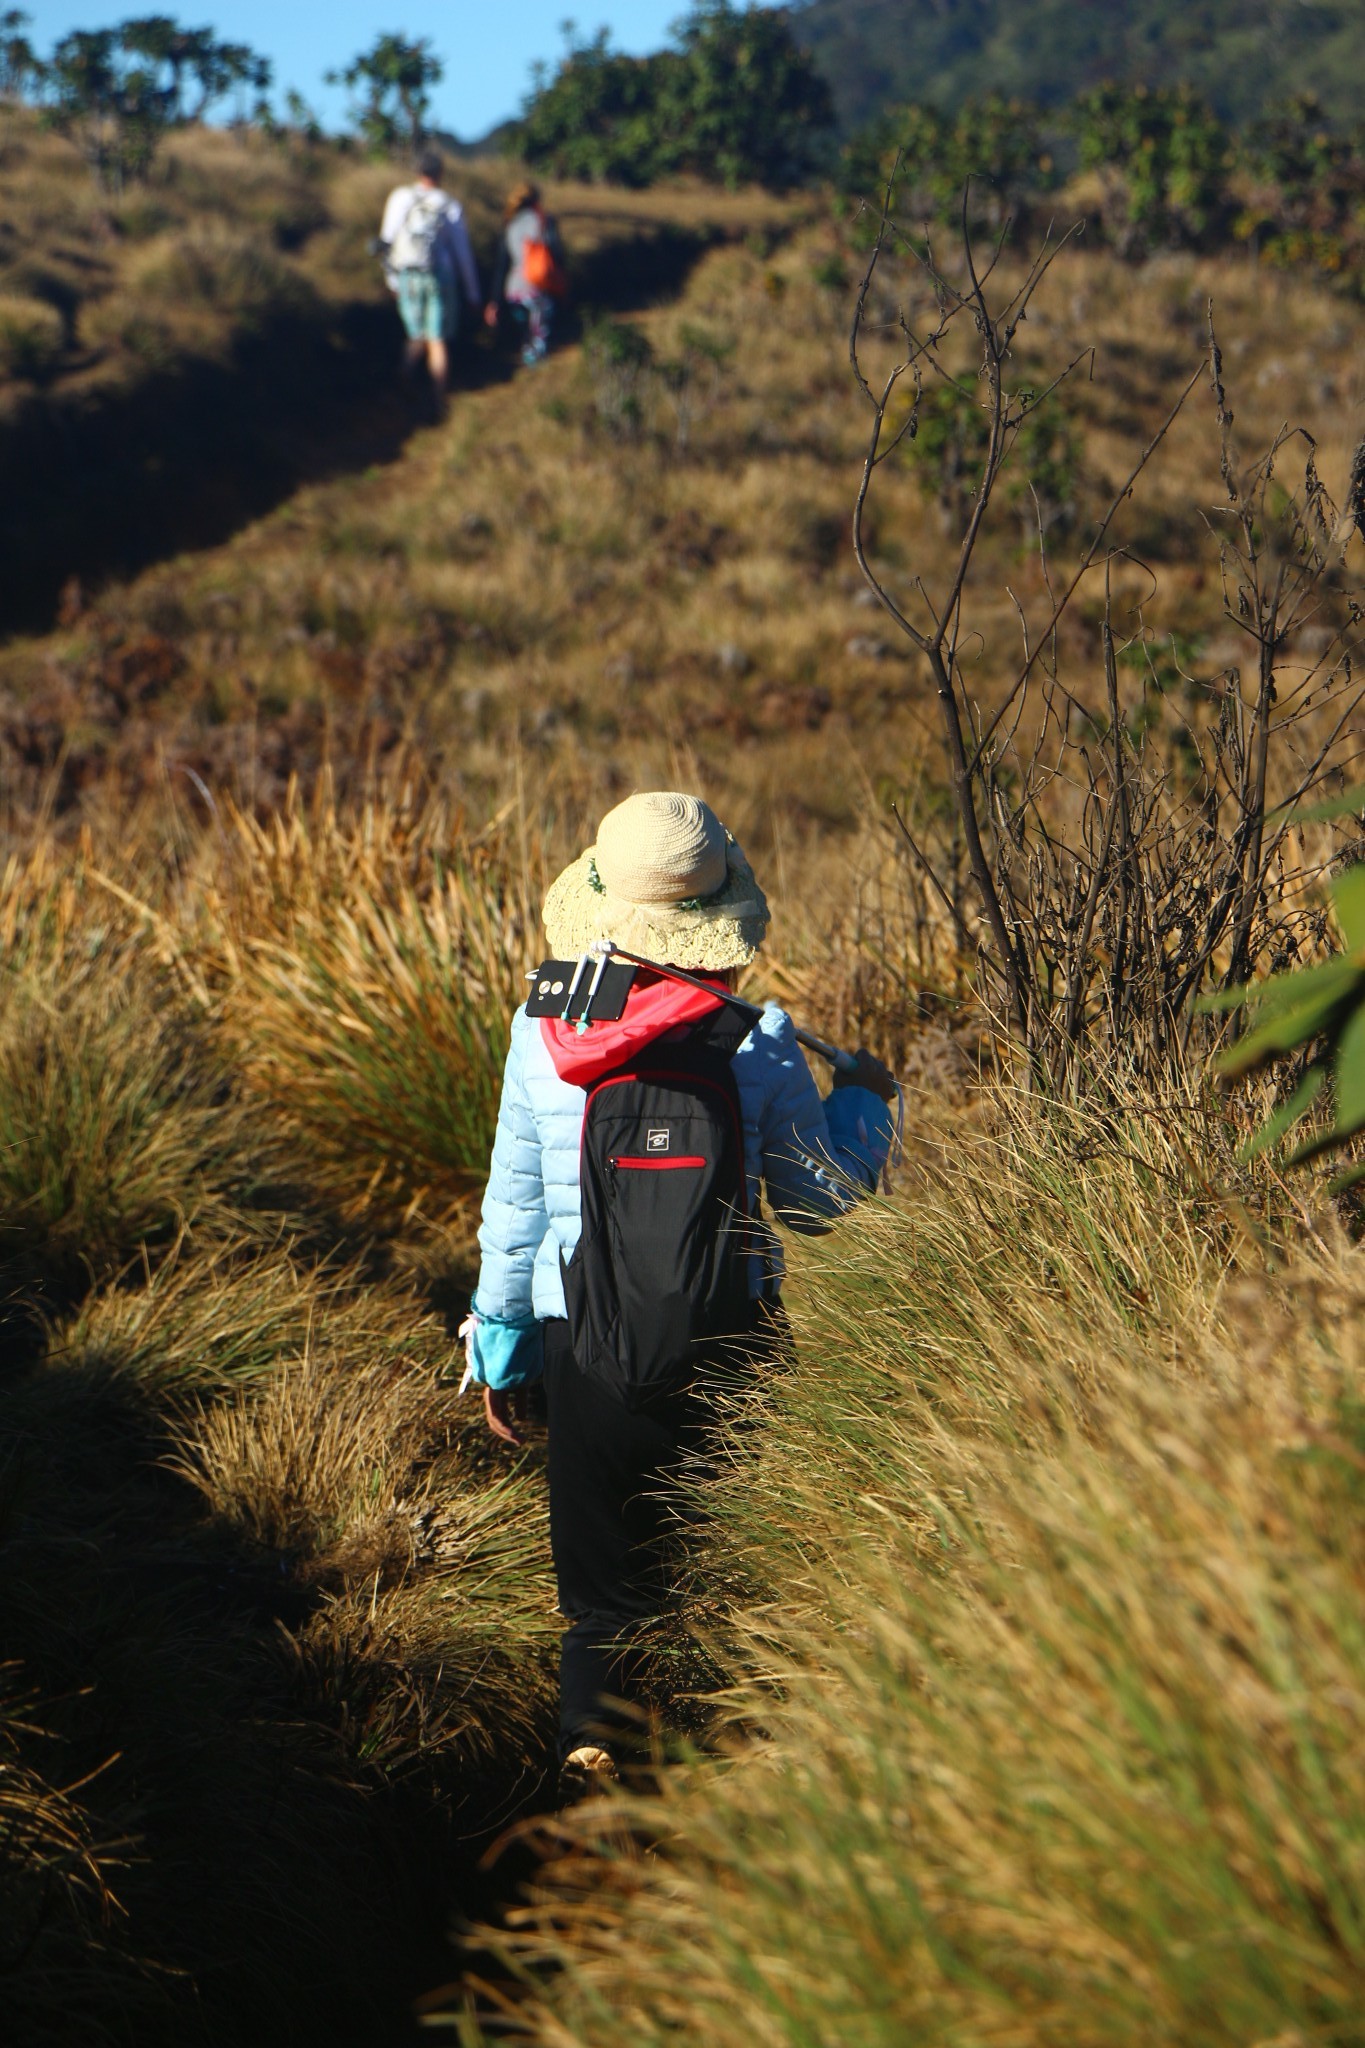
[558,1744,617,1804]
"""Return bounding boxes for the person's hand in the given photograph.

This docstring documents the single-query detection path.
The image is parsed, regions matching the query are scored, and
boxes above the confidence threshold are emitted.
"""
[831,1047,897,1103]
[484,1384,526,1445]
[483,301,499,329]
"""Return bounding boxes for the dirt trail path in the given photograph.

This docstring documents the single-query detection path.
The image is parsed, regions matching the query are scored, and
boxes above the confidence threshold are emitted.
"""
[2,207,786,639]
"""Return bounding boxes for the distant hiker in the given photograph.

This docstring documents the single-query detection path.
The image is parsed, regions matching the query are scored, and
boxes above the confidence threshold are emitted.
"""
[377,149,481,403]
[465,792,896,1796]
[484,179,567,367]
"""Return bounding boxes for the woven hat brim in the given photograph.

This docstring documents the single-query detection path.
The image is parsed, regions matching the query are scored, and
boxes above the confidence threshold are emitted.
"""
[542,843,770,972]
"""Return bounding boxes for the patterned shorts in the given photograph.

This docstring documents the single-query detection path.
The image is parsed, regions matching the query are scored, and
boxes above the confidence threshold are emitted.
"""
[395,269,458,343]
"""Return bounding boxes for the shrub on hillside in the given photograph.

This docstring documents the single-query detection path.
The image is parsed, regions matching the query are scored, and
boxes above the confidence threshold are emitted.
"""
[1070,81,1232,252]
[898,377,1079,545]
[838,82,1365,280]
[130,227,316,320]
[199,793,540,1232]
[841,93,1050,237]
[516,1,833,190]
[1235,91,1365,276]
[0,289,60,376]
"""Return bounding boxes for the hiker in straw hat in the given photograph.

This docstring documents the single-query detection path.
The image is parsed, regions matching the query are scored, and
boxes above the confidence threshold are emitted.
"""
[465,792,895,1794]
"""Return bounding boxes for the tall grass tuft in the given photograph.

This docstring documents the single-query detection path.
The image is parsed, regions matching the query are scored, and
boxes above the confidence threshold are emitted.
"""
[454,1095,1365,2047]
[0,1673,164,2045]
[54,1234,451,1395]
[0,852,249,1299]
[171,1340,558,1774]
[199,786,543,1233]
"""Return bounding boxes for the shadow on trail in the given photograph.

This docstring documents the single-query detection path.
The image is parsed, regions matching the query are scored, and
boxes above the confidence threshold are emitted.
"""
[1,216,730,640]
[0,1301,556,2045]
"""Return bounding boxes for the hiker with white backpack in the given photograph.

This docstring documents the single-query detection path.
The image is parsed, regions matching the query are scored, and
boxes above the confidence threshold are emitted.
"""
[463,793,897,1797]
[377,149,481,404]
[484,179,567,367]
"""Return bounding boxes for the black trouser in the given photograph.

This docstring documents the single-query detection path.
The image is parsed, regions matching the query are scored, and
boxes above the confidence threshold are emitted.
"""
[542,1314,776,1762]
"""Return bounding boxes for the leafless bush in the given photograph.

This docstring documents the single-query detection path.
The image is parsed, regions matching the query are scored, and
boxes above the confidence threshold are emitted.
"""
[851,177,1365,1083]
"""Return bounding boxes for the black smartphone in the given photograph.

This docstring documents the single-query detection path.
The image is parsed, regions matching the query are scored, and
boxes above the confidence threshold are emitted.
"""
[524,958,636,1022]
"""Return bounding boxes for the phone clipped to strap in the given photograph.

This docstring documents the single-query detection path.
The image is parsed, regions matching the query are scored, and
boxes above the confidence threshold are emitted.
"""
[525,956,637,1023]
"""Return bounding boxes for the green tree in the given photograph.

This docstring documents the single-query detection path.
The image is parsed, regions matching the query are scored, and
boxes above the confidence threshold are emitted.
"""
[660,1,833,188]
[517,27,667,186]
[842,94,1049,234]
[1234,93,1365,278]
[41,19,272,187]
[97,18,271,126]
[517,3,833,190]
[43,27,170,187]
[1070,82,1231,252]
[327,33,442,156]
[0,8,41,104]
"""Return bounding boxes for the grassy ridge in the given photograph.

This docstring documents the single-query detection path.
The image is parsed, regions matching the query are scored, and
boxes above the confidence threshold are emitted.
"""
[5,196,1360,890]
[456,1100,1365,2044]
[0,111,801,627]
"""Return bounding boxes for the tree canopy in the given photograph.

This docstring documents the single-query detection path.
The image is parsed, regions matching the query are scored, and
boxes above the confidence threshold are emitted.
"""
[517,2,834,189]
[325,33,442,157]
[34,15,271,187]
[796,0,1365,133]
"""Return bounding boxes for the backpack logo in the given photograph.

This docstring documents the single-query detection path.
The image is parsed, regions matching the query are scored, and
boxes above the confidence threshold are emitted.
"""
[647,1129,670,1152]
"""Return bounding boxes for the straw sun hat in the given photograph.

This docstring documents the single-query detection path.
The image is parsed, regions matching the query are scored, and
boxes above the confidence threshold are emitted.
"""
[542,792,770,972]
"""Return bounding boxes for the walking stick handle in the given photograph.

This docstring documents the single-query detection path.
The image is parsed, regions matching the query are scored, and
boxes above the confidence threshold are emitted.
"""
[794,1028,860,1075]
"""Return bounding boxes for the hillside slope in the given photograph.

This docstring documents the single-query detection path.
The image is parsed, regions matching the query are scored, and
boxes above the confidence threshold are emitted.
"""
[797,0,1365,128]
[4,163,1365,2037]
[0,118,778,631]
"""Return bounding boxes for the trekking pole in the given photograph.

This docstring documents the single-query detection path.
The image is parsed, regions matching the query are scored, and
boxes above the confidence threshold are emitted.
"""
[588,940,861,1076]
[592,942,904,1186]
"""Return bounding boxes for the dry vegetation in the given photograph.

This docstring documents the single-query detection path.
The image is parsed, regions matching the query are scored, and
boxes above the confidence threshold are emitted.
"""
[453,1107,1365,2046]
[3,109,1365,2043]
[4,138,1361,892]
[0,814,565,2042]
[0,108,796,412]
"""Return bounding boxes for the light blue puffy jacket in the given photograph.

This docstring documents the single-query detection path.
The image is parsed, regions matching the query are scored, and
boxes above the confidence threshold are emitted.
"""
[469,1002,893,1387]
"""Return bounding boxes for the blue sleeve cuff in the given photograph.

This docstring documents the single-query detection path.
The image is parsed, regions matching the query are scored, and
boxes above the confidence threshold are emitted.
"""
[824,1086,894,1186]
[468,1306,544,1389]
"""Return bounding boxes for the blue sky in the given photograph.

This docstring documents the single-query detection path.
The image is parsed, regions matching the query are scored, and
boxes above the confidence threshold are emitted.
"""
[26,3,683,139]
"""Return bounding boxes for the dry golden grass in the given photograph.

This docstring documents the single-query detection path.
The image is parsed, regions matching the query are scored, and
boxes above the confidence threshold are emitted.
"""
[0,810,561,2039]
[0,106,800,419]
[452,1101,1365,2048]
[4,178,1359,907]
[3,135,1365,2040]
[192,781,546,1230]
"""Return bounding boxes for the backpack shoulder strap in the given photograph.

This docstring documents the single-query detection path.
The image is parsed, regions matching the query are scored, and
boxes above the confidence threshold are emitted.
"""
[691,1006,752,1062]
[631,1006,750,1074]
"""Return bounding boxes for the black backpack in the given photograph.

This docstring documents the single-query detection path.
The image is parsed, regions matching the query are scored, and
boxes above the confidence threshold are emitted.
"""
[561,1012,754,1405]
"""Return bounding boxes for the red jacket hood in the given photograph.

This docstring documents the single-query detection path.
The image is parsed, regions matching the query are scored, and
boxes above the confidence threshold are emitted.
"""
[539,974,728,1086]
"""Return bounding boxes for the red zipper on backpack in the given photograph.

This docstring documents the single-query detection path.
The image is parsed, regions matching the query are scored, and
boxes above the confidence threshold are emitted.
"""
[583,1070,749,1209]
[610,1154,707,1170]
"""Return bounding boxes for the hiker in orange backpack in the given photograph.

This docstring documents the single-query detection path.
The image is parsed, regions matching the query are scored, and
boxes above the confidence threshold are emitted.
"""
[484,180,567,367]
